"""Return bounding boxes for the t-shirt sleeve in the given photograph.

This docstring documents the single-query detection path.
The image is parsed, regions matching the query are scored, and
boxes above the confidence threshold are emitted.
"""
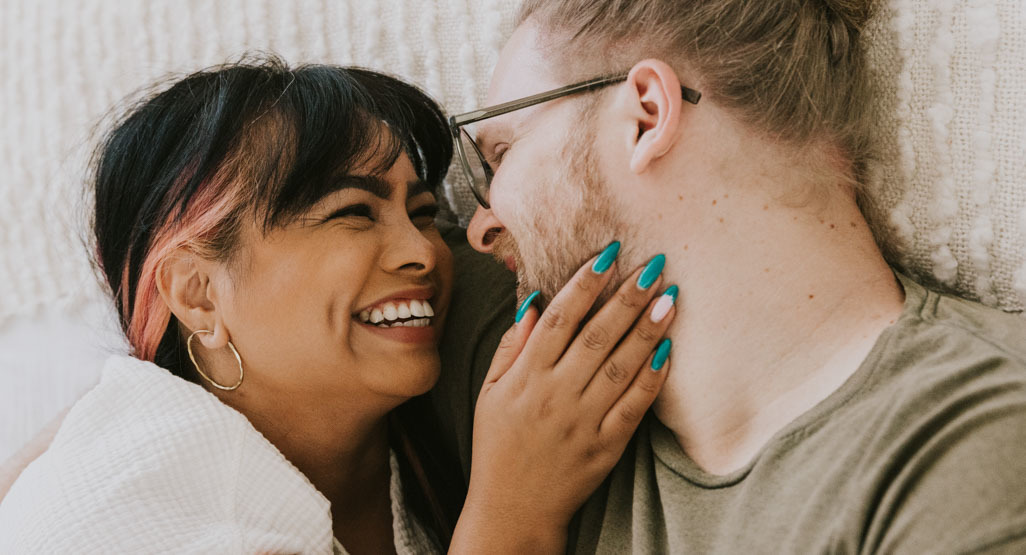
[430,222,518,483]
[872,379,1026,554]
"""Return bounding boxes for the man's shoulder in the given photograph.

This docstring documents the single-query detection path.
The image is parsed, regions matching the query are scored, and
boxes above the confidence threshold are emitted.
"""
[863,278,1026,446]
[896,273,1026,364]
[842,282,1026,550]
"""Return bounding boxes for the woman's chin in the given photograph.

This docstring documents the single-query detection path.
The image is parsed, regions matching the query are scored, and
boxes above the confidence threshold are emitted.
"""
[364,355,441,400]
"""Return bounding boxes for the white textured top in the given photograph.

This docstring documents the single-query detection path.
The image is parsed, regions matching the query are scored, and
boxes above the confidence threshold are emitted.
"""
[0,355,438,554]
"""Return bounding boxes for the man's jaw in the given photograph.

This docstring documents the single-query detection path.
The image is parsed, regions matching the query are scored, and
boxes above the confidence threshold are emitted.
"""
[502,255,517,273]
[492,230,523,274]
[491,231,538,301]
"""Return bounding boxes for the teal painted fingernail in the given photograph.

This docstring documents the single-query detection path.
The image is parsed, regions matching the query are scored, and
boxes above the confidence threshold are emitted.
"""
[651,338,672,371]
[637,254,666,290]
[591,241,621,274]
[515,290,541,323]
[663,285,679,302]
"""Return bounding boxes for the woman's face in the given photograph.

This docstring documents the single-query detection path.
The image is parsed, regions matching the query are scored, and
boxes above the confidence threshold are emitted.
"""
[210,152,453,409]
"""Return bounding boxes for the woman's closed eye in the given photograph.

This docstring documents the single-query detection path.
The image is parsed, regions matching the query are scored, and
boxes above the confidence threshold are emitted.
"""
[325,203,374,223]
[409,203,439,228]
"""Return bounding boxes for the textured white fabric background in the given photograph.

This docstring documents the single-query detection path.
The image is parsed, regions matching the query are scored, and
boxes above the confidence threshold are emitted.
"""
[1,0,1024,460]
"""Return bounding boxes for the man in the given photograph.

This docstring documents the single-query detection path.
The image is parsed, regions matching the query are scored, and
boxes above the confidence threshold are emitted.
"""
[438,0,1026,552]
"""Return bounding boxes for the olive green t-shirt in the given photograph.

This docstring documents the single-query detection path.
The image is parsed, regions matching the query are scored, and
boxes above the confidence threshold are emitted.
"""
[434,226,1026,553]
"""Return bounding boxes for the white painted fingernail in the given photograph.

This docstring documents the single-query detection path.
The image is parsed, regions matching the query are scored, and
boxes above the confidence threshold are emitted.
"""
[650,285,679,323]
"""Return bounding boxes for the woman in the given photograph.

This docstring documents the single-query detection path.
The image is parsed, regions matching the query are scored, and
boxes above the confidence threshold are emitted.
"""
[0,58,676,553]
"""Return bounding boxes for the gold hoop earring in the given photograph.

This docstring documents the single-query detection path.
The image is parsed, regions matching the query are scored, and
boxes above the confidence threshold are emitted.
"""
[186,329,244,391]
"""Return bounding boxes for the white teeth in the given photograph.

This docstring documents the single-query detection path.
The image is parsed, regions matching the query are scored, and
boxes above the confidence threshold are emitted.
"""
[359,299,434,327]
[371,317,430,328]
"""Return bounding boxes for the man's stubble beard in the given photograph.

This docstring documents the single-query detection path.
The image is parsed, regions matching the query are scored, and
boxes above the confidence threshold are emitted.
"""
[492,113,635,312]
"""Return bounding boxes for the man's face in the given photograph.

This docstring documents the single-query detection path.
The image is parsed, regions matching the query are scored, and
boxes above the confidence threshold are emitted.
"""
[467,22,632,304]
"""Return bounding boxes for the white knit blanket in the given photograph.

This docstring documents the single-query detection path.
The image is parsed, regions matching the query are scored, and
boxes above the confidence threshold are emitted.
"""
[0,355,437,554]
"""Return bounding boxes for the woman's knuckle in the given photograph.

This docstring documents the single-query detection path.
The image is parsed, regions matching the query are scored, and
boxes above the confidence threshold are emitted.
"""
[580,324,611,351]
[573,273,597,294]
[618,403,640,425]
[603,359,631,385]
[616,289,645,310]
[636,374,662,395]
[541,306,569,330]
[633,324,660,343]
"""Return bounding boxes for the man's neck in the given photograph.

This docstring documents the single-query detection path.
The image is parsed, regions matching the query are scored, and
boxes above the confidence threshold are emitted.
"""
[645,182,905,475]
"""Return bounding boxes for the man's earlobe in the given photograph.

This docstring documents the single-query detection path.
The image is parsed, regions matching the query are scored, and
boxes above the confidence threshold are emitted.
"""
[626,59,684,174]
[155,251,228,350]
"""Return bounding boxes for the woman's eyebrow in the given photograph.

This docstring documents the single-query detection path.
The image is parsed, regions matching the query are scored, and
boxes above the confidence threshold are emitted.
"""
[406,179,430,199]
[332,175,393,199]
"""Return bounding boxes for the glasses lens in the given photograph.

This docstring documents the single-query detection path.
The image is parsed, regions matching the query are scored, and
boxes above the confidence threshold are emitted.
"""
[458,127,491,206]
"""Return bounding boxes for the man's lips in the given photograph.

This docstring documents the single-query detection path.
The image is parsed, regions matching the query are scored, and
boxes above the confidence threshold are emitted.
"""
[503,256,517,273]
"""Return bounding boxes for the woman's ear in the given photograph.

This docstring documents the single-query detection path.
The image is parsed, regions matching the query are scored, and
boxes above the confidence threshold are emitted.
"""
[619,59,685,174]
[155,250,230,350]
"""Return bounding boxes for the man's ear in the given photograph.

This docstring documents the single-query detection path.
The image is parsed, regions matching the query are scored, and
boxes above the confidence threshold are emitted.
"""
[620,59,684,174]
[155,250,230,350]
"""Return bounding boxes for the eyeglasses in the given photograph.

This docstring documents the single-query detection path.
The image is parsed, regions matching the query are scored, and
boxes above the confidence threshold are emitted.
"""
[449,73,702,208]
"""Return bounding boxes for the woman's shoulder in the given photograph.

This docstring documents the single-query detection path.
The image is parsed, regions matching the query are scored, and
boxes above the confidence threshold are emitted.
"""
[0,355,334,554]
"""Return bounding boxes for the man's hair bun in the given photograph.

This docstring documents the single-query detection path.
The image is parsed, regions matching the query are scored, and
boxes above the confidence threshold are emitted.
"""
[822,0,878,32]
[821,0,878,64]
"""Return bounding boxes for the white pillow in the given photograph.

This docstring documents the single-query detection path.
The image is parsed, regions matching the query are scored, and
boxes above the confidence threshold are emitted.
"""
[864,0,1026,312]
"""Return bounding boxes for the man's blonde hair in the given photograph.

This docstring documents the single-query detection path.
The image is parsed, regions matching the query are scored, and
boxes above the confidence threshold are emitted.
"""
[518,0,878,189]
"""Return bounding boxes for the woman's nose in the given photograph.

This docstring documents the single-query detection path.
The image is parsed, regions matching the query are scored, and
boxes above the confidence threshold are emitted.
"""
[379,215,439,275]
[467,205,505,253]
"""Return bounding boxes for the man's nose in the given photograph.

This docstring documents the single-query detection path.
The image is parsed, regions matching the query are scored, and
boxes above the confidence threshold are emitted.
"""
[466,205,505,253]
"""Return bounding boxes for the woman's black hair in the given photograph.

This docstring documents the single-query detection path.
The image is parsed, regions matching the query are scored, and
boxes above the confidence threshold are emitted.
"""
[91,55,462,546]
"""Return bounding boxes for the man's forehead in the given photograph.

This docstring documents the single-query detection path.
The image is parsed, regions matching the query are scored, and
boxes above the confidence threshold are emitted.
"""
[485,20,562,106]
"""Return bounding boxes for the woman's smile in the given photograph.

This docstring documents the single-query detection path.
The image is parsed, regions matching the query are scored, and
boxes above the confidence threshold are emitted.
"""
[353,287,439,344]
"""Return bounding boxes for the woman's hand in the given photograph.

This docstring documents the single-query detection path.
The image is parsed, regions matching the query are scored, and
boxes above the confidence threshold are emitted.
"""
[451,247,677,554]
